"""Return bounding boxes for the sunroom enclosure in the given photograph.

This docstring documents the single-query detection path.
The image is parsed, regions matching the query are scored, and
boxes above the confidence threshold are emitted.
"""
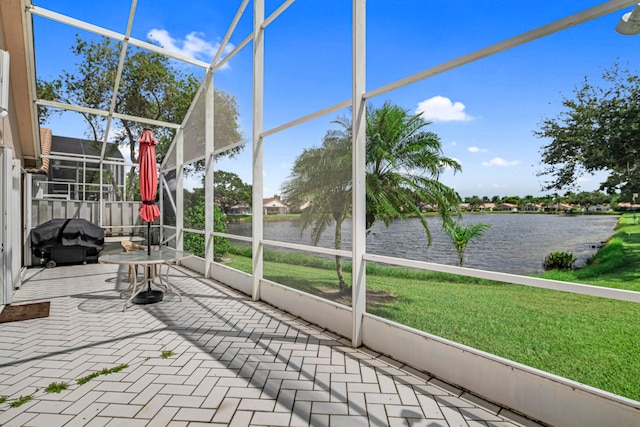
[22,1,640,426]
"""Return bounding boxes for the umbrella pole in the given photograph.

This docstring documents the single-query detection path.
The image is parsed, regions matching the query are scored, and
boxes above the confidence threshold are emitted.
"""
[146,221,151,292]
[133,220,163,305]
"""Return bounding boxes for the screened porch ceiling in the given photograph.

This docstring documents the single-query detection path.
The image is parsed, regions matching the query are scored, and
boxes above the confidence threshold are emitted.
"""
[20,0,640,182]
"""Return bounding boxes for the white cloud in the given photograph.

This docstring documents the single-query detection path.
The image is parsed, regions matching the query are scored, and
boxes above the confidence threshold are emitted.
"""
[468,146,488,153]
[147,29,234,67]
[416,96,472,122]
[481,157,522,167]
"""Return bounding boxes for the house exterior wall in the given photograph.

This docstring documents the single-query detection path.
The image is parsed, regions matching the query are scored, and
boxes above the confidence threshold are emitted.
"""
[0,0,38,166]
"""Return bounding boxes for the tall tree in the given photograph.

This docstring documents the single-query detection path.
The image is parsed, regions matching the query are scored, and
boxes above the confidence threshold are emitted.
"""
[37,35,243,200]
[502,195,521,206]
[465,195,483,211]
[282,101,462,289]
[281,132,352,290]
[213,170,252,214]
[573,190,611,211]
[536,63,640,200]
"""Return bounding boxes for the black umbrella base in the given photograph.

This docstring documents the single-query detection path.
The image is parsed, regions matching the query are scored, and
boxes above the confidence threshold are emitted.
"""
[133,290,163,305]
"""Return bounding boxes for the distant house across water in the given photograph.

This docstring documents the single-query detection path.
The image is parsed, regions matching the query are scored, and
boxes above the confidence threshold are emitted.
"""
[263,197,289,215]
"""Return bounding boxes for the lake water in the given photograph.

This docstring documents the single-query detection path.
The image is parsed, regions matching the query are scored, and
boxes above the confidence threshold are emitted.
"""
[227,214,618,275]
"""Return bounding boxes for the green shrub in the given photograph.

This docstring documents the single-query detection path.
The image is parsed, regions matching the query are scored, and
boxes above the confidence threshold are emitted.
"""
[543,251,577,271]
[183,204,229,260]
[213,206,230,258]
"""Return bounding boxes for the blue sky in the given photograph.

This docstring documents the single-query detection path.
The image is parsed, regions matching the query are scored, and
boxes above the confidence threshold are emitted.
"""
[32,1,640,198]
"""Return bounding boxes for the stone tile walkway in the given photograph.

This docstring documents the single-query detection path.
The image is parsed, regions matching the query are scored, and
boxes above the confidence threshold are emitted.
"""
[0,263,542,426]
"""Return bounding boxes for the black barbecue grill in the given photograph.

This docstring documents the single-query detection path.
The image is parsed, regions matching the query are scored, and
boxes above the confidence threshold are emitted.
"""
[30,219,105,268]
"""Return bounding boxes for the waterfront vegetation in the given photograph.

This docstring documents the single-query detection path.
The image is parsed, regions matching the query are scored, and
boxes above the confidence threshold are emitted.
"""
[225,213,640,401]
[540,214,640,292]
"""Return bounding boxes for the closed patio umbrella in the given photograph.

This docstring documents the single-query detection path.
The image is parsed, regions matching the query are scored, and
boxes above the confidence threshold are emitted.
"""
[138,128,160,226]
[135,128,162,304]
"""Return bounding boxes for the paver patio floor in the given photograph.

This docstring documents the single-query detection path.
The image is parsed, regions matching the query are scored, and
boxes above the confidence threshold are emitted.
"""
[0,263,542,426]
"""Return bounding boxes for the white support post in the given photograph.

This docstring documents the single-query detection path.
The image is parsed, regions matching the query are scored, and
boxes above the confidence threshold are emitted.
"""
[0,147,13,305]
[99,166,104,227]
[252,0,265,301]
[204,72,215,278]
[24,173,32,268]
[351,0,367,348]
[10,159,20,290]
[176,131,184,251]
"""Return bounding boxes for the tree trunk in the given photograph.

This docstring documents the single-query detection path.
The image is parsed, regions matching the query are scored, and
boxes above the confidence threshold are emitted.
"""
[334,217,347,290]
[127,168,138,201]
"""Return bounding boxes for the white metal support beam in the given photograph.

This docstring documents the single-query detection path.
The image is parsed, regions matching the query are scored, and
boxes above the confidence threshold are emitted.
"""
[174,130,184,251]
[252,0,265,302]
[212,0,294,72]
[99,0,138,161]
[35,100,181,130]
[351,0,367,348]
[100,1,137,156]
[211,0,250,69]
[262,0,296,29]
[213,34,253,72]
[99,0,138,227]
[364,0,637,101]
[261,99,351,139]
[28,5,210,69]
[204,71,215,278]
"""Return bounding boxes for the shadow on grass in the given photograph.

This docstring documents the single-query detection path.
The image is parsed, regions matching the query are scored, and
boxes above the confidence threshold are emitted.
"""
[264,274,396,308]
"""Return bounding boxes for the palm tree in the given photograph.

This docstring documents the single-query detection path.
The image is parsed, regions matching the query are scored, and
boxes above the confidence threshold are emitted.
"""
[444,220,491,266]
[336,101,462,243]
[282,101,462,290]
[281,131,352,290]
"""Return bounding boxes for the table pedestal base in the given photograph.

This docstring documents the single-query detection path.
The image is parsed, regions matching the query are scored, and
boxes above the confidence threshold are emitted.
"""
[133,289,163,305]
[120,263,182,311]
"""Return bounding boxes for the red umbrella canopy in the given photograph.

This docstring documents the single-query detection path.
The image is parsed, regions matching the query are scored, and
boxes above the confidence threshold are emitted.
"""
[138,129,161,223]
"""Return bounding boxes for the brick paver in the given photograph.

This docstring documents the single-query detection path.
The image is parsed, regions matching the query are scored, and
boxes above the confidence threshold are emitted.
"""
[0,263,542,426]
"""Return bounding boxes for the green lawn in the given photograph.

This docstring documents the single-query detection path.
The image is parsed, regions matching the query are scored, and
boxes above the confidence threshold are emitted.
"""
[225,214,640,401]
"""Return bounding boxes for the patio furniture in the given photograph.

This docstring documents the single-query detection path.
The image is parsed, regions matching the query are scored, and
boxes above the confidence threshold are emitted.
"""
[120,240,147,281]
[99,247,192,311]
[30,218,104,268]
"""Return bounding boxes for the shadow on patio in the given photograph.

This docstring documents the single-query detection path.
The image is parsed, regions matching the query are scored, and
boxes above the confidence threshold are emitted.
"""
[0,263,539,426]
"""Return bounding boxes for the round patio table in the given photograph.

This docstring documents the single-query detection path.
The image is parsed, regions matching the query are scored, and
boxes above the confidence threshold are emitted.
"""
[99,247,193,311]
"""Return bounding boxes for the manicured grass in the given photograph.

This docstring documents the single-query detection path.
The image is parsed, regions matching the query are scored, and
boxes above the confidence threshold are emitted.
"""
[365,275,640,401]
[224,215,640,401]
